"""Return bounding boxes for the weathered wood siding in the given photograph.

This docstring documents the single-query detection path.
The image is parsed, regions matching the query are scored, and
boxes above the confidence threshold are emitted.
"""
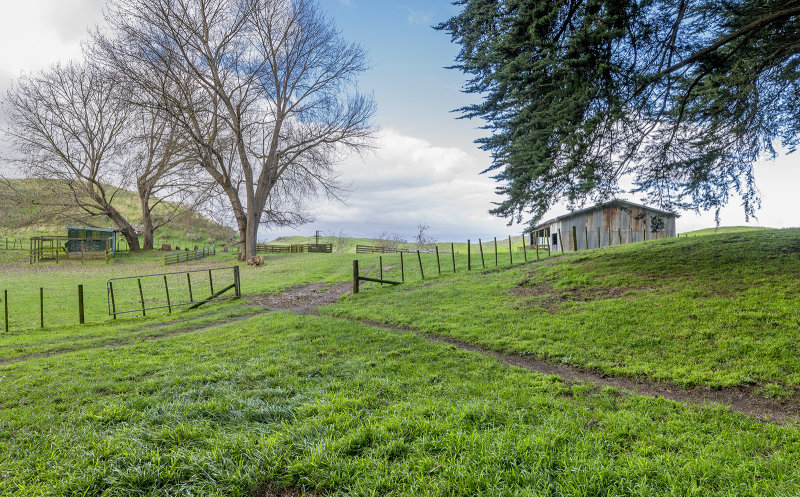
[548,202,676,252]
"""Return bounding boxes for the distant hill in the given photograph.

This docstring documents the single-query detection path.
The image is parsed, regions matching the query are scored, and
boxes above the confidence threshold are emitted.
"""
[0,178,236,247]
[683,226,773,236]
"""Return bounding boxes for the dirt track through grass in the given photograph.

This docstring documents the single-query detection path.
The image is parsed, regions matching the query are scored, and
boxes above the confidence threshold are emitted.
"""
[251,280,800,425]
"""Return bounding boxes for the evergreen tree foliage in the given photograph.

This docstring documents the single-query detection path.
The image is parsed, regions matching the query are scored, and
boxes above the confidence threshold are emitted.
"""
[437,0,800,225]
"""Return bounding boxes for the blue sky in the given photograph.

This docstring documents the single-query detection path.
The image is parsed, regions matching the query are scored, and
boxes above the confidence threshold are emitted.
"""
[0,0,795,242]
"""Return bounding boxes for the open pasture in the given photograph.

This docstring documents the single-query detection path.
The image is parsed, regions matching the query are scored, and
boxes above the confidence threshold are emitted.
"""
[2,229,800,495]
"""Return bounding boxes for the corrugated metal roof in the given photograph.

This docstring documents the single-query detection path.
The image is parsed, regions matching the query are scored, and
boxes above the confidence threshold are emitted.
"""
[531,199,679,231]
[65,225,118,233]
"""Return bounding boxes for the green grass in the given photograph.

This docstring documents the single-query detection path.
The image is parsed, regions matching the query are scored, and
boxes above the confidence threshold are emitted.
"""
[0,248,393,331]
[327,229,800,392]
[0,178,236,248]
[3,307,800,495]
[682,226,773,236]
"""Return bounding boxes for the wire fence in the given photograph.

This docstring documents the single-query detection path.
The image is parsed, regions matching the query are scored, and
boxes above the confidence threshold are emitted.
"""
[1,266,241,333]
[353,236,550,292]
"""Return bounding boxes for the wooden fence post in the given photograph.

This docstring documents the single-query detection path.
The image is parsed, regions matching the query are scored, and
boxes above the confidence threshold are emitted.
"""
[4,289,8,333]
[479,239,485,268]
[109,281,117,319]
[535,236,539,260]
[78,284,85,324]
[467,240,471,271]
[522,233,527,262]
[40,287,44,328]
[436,246,441,275]
[400,252,405,282]
[572,226,578,251]
[353,260,359,294]
[233,266,241,297]
[164,275,172,313]
[208,269,214,294]
[417,250,424,279]
[494,237,498,265]
[585,227,589,250]
[618,229,622,245]
[137,279,146,317]
[597,227,601,249]
[379,256,383,285]
[187,273,194,302]
[508,236,513,265]
[451,243,456,272]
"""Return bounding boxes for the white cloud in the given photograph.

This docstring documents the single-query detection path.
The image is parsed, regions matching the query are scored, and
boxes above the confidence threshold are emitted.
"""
[262,129,513,241]
[407,9,432,25]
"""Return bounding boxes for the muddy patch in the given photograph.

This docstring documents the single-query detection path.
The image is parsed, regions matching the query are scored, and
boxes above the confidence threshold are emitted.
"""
[247,282,351,314]
[510,279,646,312]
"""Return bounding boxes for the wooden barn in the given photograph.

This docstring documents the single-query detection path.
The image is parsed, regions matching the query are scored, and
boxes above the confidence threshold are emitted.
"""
[529,200,678,252]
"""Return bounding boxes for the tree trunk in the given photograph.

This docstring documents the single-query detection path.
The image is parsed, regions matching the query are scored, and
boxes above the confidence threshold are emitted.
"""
[245,208,259,260]
[118,224,142,251]
[138,188,155,250]
[90,187,141,251]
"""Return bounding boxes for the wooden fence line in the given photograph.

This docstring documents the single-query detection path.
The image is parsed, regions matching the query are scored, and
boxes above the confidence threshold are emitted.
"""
[165,246,215,265]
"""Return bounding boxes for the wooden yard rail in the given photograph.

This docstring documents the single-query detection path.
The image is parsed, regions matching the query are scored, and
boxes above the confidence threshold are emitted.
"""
[292,243,333,253]
[1,238,26,250]
[29,236,112,263]
[256,243,290,253]
[164,246,215,265]
[356,245,412,254]
[256,243,333,253]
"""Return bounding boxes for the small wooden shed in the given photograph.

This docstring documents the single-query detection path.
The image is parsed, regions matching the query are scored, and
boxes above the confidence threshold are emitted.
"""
[65,225,118,254]
[530,200,678,252]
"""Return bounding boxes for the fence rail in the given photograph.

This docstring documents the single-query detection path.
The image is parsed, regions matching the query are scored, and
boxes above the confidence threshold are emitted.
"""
[256,243,333,253]
[1,238,26,251]
[107,266,240,317]
[256,243,290,253]
[356,245,413,254]
[164,246,215,265]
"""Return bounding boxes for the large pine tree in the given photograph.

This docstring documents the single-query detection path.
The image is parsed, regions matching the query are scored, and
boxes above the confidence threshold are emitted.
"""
[438,0,800,225]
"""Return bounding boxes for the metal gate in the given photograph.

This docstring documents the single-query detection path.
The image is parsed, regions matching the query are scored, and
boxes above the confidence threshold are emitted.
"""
[106,266,241,317]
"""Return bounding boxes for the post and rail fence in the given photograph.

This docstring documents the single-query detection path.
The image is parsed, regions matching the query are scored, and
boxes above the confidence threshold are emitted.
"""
[164,246,216,265]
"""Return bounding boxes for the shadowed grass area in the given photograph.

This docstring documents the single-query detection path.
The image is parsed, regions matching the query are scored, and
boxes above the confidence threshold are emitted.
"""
[2,310,800,495]
[326,229,800,393]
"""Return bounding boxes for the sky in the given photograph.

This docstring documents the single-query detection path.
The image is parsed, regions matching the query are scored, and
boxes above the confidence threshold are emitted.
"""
[0,0,796,242]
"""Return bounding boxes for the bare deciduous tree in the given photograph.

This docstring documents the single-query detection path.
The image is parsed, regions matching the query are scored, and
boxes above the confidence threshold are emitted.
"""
[4,62,143,250]
[95,0,376,261]
[123,107,206,249]
[414,223,436,252]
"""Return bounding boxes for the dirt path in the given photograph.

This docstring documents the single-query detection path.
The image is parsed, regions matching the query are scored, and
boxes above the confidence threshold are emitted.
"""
[249,281,800,425]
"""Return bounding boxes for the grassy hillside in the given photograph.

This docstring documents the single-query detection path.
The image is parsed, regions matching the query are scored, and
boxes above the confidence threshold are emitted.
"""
[330,228,800,395]
[3,228,800,494]
[0,178,235,247]
[268,233,532,254]
[683,226,773,236]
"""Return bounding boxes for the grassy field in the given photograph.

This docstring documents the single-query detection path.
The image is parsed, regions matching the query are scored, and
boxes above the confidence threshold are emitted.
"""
[3,304,800,495]
[328,229,800,394]
[2,228,800,495]
[0,237,539,332]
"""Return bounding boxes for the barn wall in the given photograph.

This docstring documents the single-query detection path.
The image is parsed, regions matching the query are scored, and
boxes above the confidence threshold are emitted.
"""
[550,203,676,251]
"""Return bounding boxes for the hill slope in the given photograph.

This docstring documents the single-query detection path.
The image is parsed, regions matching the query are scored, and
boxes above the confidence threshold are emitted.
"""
[0,178,235,246]
[328,228,800,398]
